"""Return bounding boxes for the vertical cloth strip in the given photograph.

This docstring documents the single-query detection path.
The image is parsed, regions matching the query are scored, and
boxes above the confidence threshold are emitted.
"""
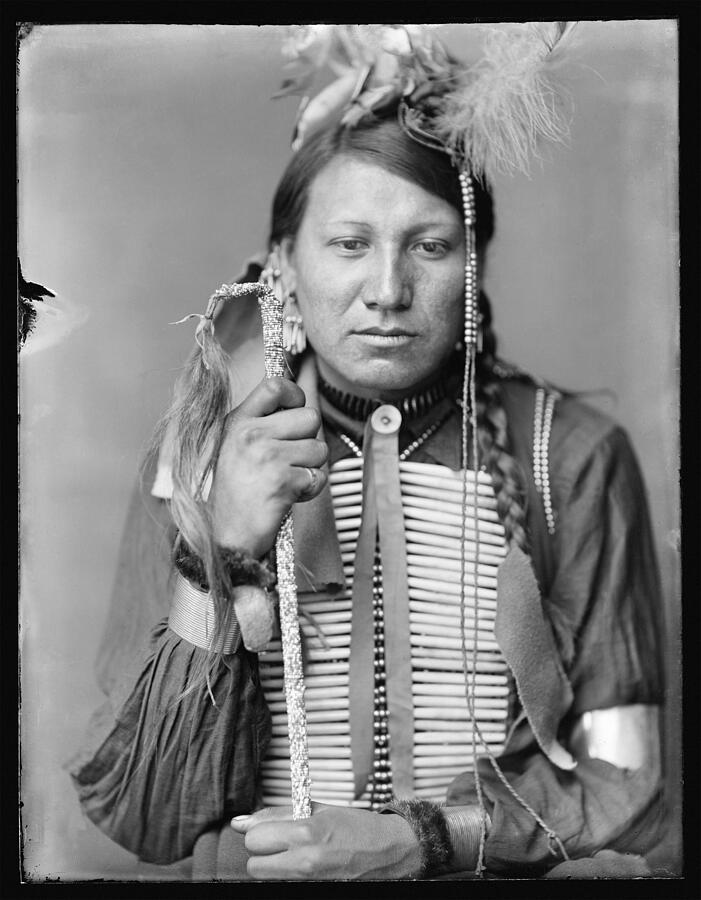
[349,406,415,798]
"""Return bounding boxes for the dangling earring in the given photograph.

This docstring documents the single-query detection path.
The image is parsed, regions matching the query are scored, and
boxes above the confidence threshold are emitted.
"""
[283,291,306,356]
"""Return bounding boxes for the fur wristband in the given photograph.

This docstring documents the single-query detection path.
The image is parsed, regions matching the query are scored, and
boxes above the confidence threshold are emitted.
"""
[380,798,452,877]
[173,538,276,593]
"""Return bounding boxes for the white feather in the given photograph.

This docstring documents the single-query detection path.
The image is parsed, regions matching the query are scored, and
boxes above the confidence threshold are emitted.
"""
[433,23,575,179]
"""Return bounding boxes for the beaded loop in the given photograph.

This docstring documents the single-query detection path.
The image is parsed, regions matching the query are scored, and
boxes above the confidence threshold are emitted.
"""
[532,388,559,535]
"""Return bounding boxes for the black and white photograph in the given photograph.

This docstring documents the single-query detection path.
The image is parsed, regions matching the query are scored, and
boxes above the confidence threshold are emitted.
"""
[17,17,684,885]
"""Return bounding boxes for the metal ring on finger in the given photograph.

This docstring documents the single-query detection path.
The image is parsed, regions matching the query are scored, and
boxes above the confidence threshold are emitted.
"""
[301,466,318,499]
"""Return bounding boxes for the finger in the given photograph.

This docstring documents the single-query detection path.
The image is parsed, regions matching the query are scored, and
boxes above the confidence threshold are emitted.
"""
[256,407,322,441]
[245,820,302,856]
[234,377,306,419]
[281,438,329,469]
[231,806,293,832]
[246,849,309,880]
[291,464,328,502]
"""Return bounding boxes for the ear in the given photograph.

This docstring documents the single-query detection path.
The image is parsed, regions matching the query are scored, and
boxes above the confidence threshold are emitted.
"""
[278,237,297,296]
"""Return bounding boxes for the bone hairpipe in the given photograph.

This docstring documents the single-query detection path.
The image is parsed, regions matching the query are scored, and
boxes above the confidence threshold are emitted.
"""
[409,586,497,604]
[404,517,505,544]
[399,460,493,484]
[405,536,506,561]
[403,494,501,523]
[413,680,509,697]
[409,575,498,595]
[412,655,507,672]
[413,670,507,685]
[414,707,509,721]
[337,529,504,552]
[414,729,506,744]
[410,606,496,627]
[400,482,498,510]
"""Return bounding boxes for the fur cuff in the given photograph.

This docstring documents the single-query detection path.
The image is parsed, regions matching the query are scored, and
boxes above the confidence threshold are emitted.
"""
[380,798,452,877]
[173,537,276,593]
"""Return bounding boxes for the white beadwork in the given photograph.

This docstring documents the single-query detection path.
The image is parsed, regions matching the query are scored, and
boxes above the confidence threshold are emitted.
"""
[532,387,558,536]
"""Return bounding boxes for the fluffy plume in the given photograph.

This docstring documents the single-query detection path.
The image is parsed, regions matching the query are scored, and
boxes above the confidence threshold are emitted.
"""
[432,23,577,179]
[275,23,577,179]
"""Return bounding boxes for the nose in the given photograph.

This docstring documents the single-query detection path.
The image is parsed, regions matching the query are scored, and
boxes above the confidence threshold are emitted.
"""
[362,248,411,311]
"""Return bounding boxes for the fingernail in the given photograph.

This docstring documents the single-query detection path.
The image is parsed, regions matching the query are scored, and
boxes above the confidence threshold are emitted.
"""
[231,815,250,828]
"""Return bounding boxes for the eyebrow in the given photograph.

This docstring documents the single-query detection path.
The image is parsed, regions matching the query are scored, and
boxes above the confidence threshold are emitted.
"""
[323,219,459,230]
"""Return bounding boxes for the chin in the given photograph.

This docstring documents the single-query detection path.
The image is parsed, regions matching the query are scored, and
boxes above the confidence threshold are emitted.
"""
[346,358,440,398]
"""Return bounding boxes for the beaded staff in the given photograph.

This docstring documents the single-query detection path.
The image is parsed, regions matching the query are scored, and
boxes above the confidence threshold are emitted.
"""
[256,283,313,820]
[179,280,313,819]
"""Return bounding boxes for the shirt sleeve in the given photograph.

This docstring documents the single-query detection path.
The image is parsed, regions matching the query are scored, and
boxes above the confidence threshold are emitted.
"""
[447,425,667,875]
[67,623,271,865]
[66,468,272,865]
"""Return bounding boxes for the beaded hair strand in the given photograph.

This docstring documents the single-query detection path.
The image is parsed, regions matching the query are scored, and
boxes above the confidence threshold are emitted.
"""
[456,170,569,872]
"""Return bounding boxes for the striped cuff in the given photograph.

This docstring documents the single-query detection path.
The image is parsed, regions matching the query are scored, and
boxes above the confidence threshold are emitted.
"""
[442,806,490,872]
[169,573,241,654]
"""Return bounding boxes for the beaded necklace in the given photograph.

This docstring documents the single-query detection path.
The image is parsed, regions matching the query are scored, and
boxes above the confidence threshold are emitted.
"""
[318,372,451,423]
[337,407,454,462]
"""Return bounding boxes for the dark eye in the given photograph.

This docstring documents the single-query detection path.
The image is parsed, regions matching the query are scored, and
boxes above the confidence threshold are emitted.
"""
[333,239,366,253]
[414,240,448,258]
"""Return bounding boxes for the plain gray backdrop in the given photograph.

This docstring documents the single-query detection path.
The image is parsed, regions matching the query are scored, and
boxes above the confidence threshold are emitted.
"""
[18,22,679,880]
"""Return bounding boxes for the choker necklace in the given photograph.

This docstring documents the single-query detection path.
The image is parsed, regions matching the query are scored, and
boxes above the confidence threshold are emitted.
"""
[318,374,451,422]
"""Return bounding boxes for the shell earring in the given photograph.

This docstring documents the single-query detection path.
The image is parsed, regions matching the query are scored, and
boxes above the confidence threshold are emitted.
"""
[283,291,306,356]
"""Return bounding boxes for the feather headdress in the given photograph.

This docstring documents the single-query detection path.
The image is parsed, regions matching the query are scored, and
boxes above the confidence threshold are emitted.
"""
[276,23,577,179]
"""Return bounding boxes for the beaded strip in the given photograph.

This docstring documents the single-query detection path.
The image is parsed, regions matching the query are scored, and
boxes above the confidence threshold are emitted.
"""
[532,388,559,536]
[370,551,393,807]
[257,284,312,820]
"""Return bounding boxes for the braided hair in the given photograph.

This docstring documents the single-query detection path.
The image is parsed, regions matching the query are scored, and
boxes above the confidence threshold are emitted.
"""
[475,289,530,552]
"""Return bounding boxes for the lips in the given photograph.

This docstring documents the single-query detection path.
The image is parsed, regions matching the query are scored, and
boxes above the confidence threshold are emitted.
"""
[355,326,417,337]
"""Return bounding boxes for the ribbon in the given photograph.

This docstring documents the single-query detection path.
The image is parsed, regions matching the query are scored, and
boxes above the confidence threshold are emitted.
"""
[349,407,415,798]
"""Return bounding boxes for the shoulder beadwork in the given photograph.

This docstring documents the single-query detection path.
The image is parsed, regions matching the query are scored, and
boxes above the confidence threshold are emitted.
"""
[532,387,560,536]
